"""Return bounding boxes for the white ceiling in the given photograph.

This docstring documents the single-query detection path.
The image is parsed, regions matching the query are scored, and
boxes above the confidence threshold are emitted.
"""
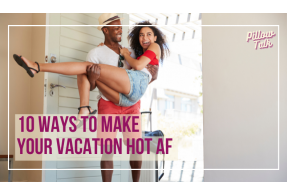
[128,13,202,42]
[127,13,202,96]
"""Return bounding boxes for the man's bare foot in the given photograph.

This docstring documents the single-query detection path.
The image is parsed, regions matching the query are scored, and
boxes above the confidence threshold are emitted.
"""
[17,55,39,75]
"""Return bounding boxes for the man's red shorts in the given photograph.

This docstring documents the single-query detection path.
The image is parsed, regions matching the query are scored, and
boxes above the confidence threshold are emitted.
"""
[98,98,140,114]
[97,98,142,142]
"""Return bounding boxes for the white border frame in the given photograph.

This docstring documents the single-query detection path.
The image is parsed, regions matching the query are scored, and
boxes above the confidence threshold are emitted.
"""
[8,24,280,171]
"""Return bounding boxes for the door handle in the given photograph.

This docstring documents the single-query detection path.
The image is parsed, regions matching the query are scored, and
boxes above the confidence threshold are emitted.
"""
[50,83,66,89]
[50,55,56,63]
[50,83,66,96]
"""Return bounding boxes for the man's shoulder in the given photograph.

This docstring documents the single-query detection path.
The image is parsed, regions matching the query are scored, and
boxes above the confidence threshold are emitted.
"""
[88,46,107,55]
[86,46,110,62]
[86,46,108,62]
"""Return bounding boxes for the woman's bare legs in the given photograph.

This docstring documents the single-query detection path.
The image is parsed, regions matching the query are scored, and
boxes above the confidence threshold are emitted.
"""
[93,64,131,95]
[96,80,120,104]
[77,74,91,108]
[20,55,92,75]
[20,56,95,123]
[76,74,95,125]
[76,74,120,125]
[19,56,131,95]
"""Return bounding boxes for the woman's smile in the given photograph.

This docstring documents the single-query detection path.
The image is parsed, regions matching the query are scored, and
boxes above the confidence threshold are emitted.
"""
[142,41,150,47]
[139,27,157,50]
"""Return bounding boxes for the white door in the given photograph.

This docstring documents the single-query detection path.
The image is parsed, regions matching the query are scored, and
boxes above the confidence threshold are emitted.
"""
[42,13,130,182]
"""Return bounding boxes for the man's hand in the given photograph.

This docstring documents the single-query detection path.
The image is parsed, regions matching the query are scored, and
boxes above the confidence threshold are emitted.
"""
[87,64,101,91]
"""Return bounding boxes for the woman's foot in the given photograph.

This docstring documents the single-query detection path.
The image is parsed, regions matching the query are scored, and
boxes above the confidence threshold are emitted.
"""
[75,106,96,126]
[17,54,39,75]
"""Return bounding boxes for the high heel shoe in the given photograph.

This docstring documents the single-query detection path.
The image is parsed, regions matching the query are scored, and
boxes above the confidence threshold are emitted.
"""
[13,54,40,78]
[76,106,97,129]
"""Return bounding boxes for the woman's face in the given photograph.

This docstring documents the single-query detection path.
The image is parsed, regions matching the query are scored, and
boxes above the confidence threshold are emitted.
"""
[139,27,157,50]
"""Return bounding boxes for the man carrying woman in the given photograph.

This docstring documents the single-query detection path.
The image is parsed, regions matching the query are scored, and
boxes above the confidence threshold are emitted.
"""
[83,13,142,182]
[13,13,169,182]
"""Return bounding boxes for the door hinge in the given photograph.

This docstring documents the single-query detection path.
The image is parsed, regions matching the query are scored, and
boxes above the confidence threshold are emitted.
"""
[44,79,47,97]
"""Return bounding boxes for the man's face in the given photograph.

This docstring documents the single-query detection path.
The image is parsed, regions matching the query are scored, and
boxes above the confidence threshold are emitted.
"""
[103,20,122,42]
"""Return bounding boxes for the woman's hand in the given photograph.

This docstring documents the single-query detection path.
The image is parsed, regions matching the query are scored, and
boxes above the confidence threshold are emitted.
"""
[119,46,131,56]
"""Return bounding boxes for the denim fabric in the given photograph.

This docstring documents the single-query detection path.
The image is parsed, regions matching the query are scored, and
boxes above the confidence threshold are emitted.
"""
[118,69,149,107]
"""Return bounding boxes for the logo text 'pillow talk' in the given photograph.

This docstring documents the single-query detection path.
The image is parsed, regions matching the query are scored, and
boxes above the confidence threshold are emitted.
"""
[246,31,276,50]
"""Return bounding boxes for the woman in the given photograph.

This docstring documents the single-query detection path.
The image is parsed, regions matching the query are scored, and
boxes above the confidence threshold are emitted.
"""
[13,21,169,123]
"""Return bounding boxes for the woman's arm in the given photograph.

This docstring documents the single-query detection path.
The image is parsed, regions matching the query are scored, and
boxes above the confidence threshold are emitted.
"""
[120,43,160,70]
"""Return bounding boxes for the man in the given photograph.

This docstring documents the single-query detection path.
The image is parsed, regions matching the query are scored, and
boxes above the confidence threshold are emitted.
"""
[77,13,142,182]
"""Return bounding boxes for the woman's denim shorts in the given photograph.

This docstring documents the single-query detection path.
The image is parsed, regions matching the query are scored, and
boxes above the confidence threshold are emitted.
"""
[118,69,149,107]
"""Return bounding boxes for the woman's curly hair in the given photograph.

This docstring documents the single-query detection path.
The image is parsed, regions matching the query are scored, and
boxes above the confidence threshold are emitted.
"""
[128,21,169,63]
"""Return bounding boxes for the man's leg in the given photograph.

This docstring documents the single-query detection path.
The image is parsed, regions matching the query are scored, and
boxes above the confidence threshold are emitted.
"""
[130,154,142,182]
[123,140,142,182]
[77,74,117,181]
[101,153,114,182]
[95,80,121,182]
[95,84,143,182]
[78,75,117,182]
[88,73,120,182]
[122,101,142,182]
[97,99,121,182]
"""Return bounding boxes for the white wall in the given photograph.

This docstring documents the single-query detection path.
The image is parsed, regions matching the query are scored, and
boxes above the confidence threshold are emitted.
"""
[0,13,32,182]
[202,13,287,181]
[28,14,46,181]
[0,13,45,182]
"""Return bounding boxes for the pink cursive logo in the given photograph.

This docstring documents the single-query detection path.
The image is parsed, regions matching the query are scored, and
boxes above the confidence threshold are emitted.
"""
[246,30,276,50]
